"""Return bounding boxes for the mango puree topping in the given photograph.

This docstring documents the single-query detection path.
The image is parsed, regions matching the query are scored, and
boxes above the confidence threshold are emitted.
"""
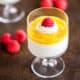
[28,16,68,45]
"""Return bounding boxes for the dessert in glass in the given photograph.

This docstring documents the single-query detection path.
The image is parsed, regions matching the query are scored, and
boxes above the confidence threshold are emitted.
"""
[0,0,25,23]
[27,8,69,78]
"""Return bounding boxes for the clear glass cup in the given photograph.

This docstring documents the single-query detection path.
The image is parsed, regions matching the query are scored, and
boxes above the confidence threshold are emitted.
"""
[27,8,69,78]
[0,0,25,23]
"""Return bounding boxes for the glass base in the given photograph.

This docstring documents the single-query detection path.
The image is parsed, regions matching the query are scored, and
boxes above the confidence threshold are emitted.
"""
[0,4,25,23]
[31,57,65,78]
[0,11,25,23]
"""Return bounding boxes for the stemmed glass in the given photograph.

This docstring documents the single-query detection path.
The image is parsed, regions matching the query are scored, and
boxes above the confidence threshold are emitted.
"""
[27,8,69,78]
[0,0,25,23]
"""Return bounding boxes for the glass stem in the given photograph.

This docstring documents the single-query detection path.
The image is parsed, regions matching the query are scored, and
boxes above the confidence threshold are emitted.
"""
[3,4,12,18]
[42,58,57,67]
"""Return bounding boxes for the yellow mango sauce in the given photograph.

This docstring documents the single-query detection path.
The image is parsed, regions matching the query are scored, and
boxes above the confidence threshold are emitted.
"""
[28,16,68,45]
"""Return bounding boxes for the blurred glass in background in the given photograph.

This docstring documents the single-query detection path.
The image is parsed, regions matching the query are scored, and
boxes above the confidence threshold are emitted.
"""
[0,0,25,23]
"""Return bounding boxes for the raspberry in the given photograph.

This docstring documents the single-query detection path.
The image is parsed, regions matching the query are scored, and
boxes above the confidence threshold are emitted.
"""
[51,0,56,3]
[42,17,54,27]
[14,29,26,43]
[40,0,53,7]
[1,33,12,44]
[0,36,1,43]
[7,40,20,53]
[55,0,68,10]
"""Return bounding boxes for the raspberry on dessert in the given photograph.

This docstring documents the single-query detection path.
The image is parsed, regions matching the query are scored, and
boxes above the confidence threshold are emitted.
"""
[14,29,27,43]
[55,0,68,10]
[1,33,12,44]
[7,40,20,53]
[40,0,53,7]
[41,17,54,27]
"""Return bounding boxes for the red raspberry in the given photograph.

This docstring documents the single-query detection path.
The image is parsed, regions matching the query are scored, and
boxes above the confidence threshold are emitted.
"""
[7,40,20,53]
[14,29,26,43]
[1,33,12,44]
[55,0,68,10]
[0,36,1,43]
[51,0,56,3]
[42,18,54,27]
[40,0,53,7]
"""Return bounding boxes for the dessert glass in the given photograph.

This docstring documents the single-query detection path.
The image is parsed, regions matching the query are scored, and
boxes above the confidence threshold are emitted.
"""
[0,0,25,23]
[27,8,69,78]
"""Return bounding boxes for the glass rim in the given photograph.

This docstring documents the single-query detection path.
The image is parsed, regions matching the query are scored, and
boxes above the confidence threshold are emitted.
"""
[27,7,69,25]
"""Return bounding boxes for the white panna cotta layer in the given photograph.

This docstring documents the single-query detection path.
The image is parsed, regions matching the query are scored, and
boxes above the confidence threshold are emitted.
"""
[28,35,68,58]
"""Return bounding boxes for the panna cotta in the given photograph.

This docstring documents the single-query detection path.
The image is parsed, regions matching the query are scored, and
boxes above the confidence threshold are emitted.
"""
[0,0,20,4]
[28,16,68,58]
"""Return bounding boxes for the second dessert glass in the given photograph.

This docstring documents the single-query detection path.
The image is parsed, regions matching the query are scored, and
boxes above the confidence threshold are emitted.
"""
[27,7,69,78]
[0,0,25,23]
